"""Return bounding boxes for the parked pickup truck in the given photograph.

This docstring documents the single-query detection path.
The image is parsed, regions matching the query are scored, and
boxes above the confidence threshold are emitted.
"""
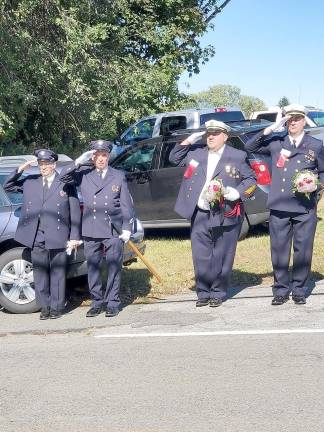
[111,107,245,158]
[250,106,324,128]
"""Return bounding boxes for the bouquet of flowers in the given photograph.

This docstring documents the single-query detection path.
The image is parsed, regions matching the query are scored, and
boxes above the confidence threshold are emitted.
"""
[292,170,319,199]
[204,178,225,208]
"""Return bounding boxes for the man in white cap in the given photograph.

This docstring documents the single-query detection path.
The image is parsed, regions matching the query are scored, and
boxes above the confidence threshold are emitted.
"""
[169,120,256,307]
[245,104,324,305]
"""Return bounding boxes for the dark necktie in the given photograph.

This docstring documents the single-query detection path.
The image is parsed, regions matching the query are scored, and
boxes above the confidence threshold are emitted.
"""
[292,139,296,148]
[98,169,104,179]
[43,177,49,194]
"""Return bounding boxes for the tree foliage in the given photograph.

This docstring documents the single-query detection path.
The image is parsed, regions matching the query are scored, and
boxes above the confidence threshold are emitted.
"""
[278,96,290,108]
[182,84,267,117]
[0,0,231,155]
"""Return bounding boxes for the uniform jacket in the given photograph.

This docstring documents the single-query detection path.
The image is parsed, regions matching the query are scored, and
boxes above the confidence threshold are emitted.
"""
[59,163,134,238]
[4,170,81,249]
[245,131,324,213]
[169,144,257,226]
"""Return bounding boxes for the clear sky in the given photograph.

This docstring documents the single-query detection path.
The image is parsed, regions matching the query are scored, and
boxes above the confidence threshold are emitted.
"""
[179,0,324,108]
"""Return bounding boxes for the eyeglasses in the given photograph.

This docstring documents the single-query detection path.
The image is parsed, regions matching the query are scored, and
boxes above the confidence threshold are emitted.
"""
[287,115,304,122]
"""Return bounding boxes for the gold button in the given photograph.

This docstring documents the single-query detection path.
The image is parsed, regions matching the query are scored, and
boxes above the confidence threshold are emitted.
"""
[281,189,284,192]
[282,178,285,182]
[297,160,301,164]
[93,209,96,213]
[93,202,96,205]
[187,194,190,198]
[284,168,287,171]
[105,203,107,205]
[189,187,192,191]
[94,195,97,198]
[93,216,96,219]
[295,169,299,172]
[105,210,107,213]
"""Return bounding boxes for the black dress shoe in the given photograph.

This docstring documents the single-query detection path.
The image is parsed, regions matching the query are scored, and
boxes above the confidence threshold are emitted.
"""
[86,307,102,317]
[105,307,119,317]
[271,296,289,306]
[292,295,306,305]
[50,310,62,319]
[209,298,222,307]
[40,307,50,320]
[196,299,209,307]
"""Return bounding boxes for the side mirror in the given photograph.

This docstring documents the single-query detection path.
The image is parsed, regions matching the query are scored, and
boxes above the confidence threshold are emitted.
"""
[114,137,121,146]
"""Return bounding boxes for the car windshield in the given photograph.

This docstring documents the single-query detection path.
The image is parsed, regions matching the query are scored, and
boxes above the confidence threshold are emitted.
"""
[0,173,23,204]
[307,111,324,127]
[200,111,245,124]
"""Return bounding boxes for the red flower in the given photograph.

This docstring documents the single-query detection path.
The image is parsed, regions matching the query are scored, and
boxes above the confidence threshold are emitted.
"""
[213,185,220,192]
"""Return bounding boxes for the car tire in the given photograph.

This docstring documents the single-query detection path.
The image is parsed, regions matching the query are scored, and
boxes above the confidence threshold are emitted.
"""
[239,215,249,241]
[0,247,39,314]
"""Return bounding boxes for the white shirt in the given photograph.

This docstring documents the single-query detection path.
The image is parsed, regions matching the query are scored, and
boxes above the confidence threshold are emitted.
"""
[289,132,304,148]
[96,167,108,179]
[197,145,225,210]
[43,172,55,188]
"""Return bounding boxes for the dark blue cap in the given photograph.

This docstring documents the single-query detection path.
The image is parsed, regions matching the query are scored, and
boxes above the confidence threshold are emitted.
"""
[35,149,58,162]
[88,139,113,153]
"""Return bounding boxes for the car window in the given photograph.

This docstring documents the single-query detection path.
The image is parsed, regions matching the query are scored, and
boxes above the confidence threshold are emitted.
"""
[160,116,187,135]
[227,137,245,151]
[308,111,324,127]
[121,118,156,145]
[0,186,9,206]
[0,173,23,205]
[113,142,157,172]
[200,111,245,124]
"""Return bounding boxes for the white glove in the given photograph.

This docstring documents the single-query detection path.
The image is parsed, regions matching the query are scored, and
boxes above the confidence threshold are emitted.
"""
[119,230,131,243]
[186,131,206,145]
[224,186,240,201]
[75,150,95,166]
[66,240,83,255]
[264,116,290,135]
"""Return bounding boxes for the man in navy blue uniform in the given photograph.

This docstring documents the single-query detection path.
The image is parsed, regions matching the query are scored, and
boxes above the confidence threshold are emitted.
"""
[245,104,324,305]
[60,140,135,318]
[4,149,81,319]
[169,120,257,307]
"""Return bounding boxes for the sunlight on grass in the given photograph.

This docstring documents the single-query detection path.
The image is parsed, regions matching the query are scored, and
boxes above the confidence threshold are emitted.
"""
[121,199,324,302]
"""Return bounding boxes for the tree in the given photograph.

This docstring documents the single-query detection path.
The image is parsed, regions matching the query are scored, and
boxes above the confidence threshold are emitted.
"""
[0,0,232,155]
[183,84,266,117]
[278,96,290,108]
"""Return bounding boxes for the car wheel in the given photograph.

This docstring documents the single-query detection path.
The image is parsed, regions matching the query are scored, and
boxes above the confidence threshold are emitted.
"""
[0,247,39,314]
[239,215,249,241]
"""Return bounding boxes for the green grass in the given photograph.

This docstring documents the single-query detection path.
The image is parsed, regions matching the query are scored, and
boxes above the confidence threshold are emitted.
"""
[119,199,324,303]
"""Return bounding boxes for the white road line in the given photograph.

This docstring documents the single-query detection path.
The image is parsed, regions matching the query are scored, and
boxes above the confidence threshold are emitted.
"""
[94,329,324,339]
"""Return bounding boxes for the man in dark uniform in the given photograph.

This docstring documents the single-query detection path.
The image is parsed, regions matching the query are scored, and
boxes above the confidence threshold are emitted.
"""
[60,140,135,318]
[169,120,257,307]
[245,104,324,305]
[4,149,81,319]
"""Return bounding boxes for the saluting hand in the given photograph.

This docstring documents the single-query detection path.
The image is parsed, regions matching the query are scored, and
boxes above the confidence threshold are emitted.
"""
[181,131,206,146]
[119,230,131,243]
[264,116,290,136]
[17,159,36,174]
[75,150,95,166]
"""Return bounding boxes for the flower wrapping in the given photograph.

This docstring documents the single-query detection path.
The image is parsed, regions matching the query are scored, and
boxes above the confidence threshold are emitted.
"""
[204,178,225,208]
[292,170,319,199]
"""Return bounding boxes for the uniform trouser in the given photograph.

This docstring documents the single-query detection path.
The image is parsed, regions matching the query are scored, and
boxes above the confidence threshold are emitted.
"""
[31,230,67,311]
[190,209,242,300]
[83,236,123,309]
[269,209,317,298]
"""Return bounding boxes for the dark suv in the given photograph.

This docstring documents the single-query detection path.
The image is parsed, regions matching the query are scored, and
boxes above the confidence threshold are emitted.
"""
[0,163,145,314]
[110,122,273,239]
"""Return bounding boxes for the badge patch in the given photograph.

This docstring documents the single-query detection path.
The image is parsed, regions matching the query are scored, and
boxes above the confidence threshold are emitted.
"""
[225,165,231,173]
[112,185,120,192]
[305,150,315,163]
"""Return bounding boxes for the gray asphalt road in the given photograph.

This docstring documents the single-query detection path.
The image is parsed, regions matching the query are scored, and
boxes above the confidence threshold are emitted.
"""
[1,283,324,432]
